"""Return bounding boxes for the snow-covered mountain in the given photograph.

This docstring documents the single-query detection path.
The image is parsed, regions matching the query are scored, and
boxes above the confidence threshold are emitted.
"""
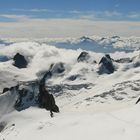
[0,37,140,140]
[43,36,140,52]
[2,36,140,52]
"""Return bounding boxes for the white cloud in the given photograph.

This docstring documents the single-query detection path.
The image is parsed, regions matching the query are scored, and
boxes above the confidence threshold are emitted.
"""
[0,14,30,21]
[69,10,83,14]
[115,4,120,8]
[104,11,122,17]
[0,17,139,38]
[78,14,98,20]
[9,9,140,21]
[128,13,140,19]
[12,8,53,12]
[69,10,123,20]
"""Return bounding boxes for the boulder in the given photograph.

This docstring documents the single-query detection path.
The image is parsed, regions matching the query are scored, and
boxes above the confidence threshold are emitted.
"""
[13,53,28,68]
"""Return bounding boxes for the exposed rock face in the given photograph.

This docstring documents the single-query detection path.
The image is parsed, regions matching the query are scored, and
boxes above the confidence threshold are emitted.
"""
[36,62,65,81]
[38,71,59,117]
[98,54,115,74]
[136,97,140,104]
[132,54,140,68]
[14,81,39,111]
[2,88,10,93]
[84,79,140,104]
[67,74,81,81]
[50,62,65,74]
[2,73,59,117]
[13,53,28,68]
[47,83,93,96]
[105,54,112,60]
[0,122,6,132]
[77,52,90,62]
[0,56,9,62]
[115,58,132,63]
[0,83,38,111]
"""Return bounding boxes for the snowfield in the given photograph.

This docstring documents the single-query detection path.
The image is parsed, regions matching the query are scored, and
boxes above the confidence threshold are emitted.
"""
[0,36,140,140]
[0,104,140,140]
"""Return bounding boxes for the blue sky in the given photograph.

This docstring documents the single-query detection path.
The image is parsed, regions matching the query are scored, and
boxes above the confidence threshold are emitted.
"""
[0,0,140,21]
[0,0,139,38]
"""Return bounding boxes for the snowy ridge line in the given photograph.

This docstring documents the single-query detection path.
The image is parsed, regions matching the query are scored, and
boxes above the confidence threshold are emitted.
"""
[84,79,140,104]
[47,83,94,96]
[113,79,140,87]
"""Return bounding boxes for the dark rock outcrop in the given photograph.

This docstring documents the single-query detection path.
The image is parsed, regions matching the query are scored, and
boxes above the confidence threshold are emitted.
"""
[67,74,81,81]
[2,88,10,93]
[105,54,112,60]
[0,122,6,132]
[136,97,140,104]
[77,51,90,62]
[3,75,59,117]
[131,54,140,68]
[93,60,97,64]
[38,71,59,117]
[0,56,9,62]
[115,58,132,63]
[14,81,39,111]
[47,83,93,96]
[50,62,65,74]
[13,53,28,68]
[98,54,115,74]
[36,62,65,81]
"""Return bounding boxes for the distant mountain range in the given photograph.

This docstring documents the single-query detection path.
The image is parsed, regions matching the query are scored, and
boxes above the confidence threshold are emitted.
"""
[46,36,140,53]
[1,36,140,53]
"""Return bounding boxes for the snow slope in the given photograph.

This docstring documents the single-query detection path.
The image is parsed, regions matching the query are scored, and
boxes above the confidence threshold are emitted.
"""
[0,104,140,140]
[0,38,140,140]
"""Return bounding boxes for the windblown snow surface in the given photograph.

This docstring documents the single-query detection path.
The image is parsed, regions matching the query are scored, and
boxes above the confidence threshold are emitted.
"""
[0,36,140,140]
